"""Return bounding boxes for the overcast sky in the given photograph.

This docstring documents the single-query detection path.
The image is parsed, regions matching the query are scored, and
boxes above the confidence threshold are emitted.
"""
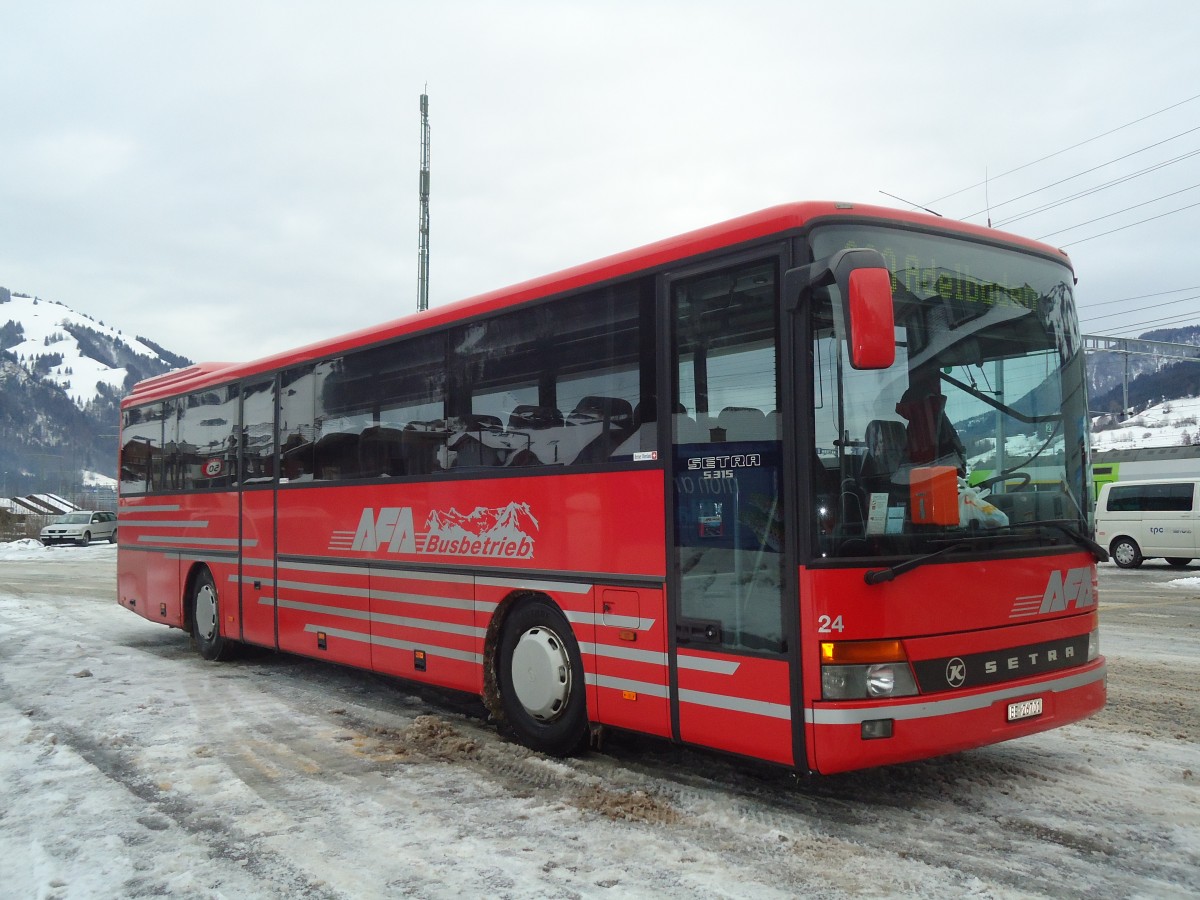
[3,1,1199,364]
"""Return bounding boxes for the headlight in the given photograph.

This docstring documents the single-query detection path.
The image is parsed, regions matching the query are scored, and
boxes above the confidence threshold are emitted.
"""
[867,664,899,695]
[822,663,918,699]
[1087,627,1100,662]
[820,640,918,700]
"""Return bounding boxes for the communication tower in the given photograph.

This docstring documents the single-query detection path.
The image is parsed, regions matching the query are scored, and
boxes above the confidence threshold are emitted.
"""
[417,90,431,312]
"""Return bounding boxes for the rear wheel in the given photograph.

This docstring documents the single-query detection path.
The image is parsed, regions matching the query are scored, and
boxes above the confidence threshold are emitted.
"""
[496,598,587,757]
[1166,557,1192,568]
[1111,537,1143,569]
[108,528,118,544]
[191,567,234,660]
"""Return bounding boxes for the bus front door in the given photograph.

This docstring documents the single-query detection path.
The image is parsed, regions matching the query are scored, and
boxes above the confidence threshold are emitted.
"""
[668,256,796,766]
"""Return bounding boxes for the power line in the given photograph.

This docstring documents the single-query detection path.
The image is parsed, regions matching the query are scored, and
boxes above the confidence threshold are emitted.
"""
[965,128,1200,222]
[1080,292,1200,324]
[1081,292,1200,324]
[1081,286,1200,309]
[1059,199,1200,247]
[1088,309,1200,336]
[925,92,1200,206]
[1094,307,1200,331]
[992,146,1200,228]
[1036,183,1200,239]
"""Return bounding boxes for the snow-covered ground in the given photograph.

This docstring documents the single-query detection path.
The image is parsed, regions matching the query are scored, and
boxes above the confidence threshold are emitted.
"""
[1,543,1197,898]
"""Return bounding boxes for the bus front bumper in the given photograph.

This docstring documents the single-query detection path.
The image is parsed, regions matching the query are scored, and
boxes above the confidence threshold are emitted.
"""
[806,658,1107,774]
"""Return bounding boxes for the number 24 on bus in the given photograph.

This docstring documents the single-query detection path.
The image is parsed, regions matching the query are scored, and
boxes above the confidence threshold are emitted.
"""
[117,201,1106,774]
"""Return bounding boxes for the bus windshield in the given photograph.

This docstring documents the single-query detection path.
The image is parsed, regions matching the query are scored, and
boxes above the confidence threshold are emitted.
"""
[808,224,1091,562]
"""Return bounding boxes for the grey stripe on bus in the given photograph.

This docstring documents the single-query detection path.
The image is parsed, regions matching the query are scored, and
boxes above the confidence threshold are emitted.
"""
[301,624,481,664]
[136,535,248,547]
[677,688,791,721]
[585,673,670,699]
[578,641,668,667]
[255,578,481,614]
[677,654,741,675]
[274,597,484,639]
[119,519,209,528]
[279,559,474,584]
[805,665,1107,725]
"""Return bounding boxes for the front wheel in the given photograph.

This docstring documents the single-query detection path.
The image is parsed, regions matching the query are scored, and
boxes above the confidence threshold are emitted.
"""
[77,531,91,546]
[496,598,587,757]
[1166,557,1192,568]
[191,567,234,660]
[1111,537,1143,569]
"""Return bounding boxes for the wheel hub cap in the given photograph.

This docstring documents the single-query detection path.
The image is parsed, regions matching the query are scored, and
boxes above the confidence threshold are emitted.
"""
[195,584,218,641]
[510,626,571,721]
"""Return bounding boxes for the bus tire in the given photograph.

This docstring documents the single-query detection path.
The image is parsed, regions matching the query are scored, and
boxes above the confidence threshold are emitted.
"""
[190,567,234,661]
[1111,537,1143,569]
[1166,557,1192,568]
[496,598,587,757]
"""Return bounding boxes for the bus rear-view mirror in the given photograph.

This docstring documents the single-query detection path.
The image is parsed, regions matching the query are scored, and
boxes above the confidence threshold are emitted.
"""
[833,249,896,370]
[784,248,896,370]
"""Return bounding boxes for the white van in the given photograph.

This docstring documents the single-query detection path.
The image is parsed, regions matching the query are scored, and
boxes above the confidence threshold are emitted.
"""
[1095,478,1200,569]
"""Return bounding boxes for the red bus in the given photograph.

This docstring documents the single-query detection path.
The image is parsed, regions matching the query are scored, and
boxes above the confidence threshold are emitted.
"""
[117,201,1106,774]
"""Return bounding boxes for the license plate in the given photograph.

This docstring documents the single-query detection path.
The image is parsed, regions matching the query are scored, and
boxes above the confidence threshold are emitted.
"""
[1007,697,1043,722]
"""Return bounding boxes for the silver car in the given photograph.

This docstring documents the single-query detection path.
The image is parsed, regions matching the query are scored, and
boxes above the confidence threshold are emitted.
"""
[40,511,118,546]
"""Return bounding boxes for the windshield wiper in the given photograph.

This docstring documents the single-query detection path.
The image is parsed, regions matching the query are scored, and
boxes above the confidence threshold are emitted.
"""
[864,541,974,585]
[863,520,1107,586]
[996,520,1109,562]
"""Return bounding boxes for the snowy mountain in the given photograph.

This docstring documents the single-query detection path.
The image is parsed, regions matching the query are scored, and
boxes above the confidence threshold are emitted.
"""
[1087,325,1200,411]
[1091,395,1200,451]
[425,502,540,540]
[0,287,188,407]
[0,285,189,495]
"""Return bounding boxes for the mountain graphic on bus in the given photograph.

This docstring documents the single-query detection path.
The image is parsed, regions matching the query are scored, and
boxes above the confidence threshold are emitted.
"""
[425,502,540,543]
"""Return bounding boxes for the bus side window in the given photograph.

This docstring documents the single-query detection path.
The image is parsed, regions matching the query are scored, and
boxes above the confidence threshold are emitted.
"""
[240,380,277,484]
[311,333,448,481]
[121,402,166,495]
[177,387,237,489]
[448,279,653,469]
[280,365,315,481]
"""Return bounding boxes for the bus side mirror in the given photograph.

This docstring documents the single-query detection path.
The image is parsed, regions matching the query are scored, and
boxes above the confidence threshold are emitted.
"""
[784,248,896,370]
[837,251,895,370]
